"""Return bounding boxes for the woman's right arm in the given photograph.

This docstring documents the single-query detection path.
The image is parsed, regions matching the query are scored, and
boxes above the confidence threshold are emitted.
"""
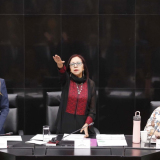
[53,55,67,85]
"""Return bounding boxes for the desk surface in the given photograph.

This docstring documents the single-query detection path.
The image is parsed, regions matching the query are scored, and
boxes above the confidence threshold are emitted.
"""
[0,135,160,160]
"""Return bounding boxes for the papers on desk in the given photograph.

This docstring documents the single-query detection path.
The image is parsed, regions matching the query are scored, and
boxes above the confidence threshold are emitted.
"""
[96,134,127,146]
[63,134,97,147]
[63,134,86,141]
[31,134,57,141]
[97,134,125,140]
[0,138,7,148]
[63,134,90,148]
[0,136,22,141]
[63,134,127,146]
[25,134,57,145]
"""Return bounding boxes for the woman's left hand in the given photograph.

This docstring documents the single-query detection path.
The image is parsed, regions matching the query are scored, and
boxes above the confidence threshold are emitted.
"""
[80,123,89,138]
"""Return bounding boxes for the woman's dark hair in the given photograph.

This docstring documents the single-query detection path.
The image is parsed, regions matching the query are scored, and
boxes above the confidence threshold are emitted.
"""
[66,54,89,80]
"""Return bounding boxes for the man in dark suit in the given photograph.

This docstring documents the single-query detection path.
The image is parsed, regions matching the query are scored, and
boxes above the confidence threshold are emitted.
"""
[0,79,9,134]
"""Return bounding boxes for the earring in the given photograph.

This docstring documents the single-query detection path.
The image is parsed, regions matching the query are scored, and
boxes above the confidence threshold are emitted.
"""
[70,73,72,77]
[83,71,84,77]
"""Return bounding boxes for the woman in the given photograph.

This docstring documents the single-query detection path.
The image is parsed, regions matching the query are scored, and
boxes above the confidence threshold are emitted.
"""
[144,107,160,138]
[0,78,9,134]
[53,54,96,137]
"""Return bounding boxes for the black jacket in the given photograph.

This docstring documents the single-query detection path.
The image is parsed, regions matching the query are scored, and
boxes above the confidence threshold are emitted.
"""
[55,68,96,134]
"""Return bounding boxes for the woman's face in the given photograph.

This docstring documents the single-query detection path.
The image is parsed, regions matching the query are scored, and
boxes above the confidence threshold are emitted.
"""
[70,56,84,78]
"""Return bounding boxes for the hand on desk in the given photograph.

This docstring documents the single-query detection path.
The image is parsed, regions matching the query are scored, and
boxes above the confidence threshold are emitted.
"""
[80,123,89,138]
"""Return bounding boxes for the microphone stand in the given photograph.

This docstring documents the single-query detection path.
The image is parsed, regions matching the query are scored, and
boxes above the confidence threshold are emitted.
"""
[50,122,94,144]
[149,121,160,147]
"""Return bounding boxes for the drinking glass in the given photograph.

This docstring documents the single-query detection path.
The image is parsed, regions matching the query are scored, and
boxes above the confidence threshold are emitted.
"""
[43,125,50,142]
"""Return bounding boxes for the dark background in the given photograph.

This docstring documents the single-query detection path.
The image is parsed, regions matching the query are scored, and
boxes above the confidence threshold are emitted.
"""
[0,0,160,135]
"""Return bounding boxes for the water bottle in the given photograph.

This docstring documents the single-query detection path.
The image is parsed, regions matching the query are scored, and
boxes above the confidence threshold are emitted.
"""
[133,111,141,143]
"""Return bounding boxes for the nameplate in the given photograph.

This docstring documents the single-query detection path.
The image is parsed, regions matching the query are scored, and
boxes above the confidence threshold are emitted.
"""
[0,138,7,148]
[156,139,160,148]
[74,139,90,148]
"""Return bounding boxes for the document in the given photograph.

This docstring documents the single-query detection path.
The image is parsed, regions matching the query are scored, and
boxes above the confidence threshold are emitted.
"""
[63,134,86,141]
[31,134,57,141]
[0,138,7,148]
[96,134,127,146]
[0,136,22,141]
[96,134,125,140]
[97,139,127,146]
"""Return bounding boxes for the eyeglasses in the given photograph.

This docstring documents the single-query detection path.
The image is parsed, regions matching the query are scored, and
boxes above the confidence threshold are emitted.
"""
[69,62,83,67]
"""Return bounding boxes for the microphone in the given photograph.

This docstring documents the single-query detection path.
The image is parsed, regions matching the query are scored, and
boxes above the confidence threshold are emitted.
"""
[149,121,160,147]
[50,122,94,144]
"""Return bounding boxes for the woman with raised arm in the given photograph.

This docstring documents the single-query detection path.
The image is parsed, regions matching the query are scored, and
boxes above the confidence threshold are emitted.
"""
[53,54,96,137]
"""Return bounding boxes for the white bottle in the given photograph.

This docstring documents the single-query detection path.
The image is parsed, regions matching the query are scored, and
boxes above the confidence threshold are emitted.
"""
[132,111,141,143]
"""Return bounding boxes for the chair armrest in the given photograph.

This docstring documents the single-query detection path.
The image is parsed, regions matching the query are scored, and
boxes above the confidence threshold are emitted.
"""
[94,127,100,134]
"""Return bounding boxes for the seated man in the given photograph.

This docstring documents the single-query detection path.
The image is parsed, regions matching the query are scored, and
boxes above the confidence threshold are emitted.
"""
[0,79,9,134]
[144,106,160,138]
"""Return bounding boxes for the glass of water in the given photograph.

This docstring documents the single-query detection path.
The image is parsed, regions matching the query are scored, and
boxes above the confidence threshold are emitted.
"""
[43,125,50,142]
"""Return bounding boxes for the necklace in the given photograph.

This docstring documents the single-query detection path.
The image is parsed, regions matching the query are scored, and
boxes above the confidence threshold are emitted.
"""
[76,83,83,95]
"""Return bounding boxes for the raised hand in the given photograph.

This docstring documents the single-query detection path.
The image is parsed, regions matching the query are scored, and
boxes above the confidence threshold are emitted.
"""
[53,55,65,68]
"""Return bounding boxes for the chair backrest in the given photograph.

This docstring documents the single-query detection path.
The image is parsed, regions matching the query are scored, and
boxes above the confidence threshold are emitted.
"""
[46,91,100,134]
[3,94,18,134]
[46,92,61,133]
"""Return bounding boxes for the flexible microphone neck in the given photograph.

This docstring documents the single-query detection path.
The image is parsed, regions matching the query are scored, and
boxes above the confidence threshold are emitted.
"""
[51,122,94,144]
[149,121,160,147]
[62,122,94,140]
